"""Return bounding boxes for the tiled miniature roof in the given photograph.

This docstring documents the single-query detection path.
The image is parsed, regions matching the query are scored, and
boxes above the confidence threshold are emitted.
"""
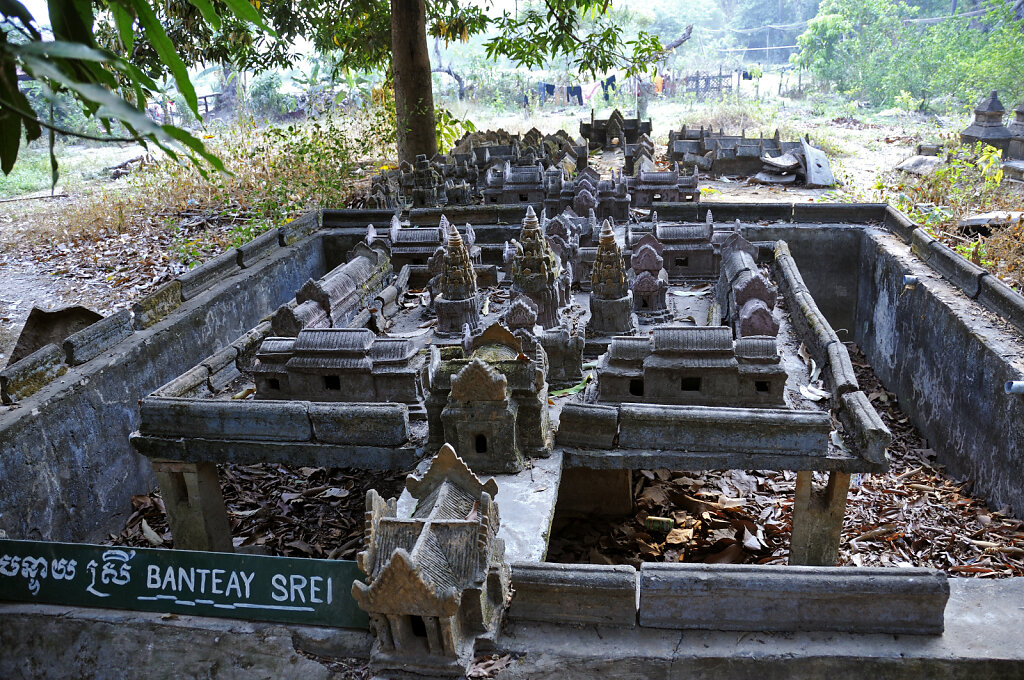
[393,227,443,243]
[977,90,1005,113]
[294,328,374,353]
[256,337,297,357]
[656,223,712,242]
[369,521,419,577]
[735,335,780,362]
[652,326,733,353]
[370,337,417,363]
[608,335,652,360]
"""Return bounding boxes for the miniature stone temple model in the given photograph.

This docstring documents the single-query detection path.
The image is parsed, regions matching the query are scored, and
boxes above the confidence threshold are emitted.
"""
[434,217,481,336]
[961,91,1012,153]
[510,206,568,329]
[629,233,670,317]
[589,220,637,336]
[656,211,719,281]
[427,323,551,464]
[1008,97,1024,160]
[594,326,787,407]
[580,109,652,149]
[353,444,509,680]
[717,234,779,338]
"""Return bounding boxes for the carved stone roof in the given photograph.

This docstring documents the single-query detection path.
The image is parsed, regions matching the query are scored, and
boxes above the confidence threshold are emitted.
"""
[608,335,652,361]
[652,326,733,354]
[370,337,418,363]
[656,222,712,243]
[450,358,509,402]
[406,443,500,502]
[631,270,664,293]
[734,335,781,363]
[632,243,664,273]
[502,295,539,330]
[977,90,1006,113]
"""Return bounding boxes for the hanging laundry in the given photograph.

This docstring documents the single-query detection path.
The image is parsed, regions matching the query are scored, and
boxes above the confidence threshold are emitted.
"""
[600,75,617,101]
[539,82,555,105]
[567,85,583,106]
[654,74,664,94]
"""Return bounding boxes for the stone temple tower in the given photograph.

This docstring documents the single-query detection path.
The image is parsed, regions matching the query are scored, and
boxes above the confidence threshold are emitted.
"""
[511,205,563,329]
[589,219,636,336]
[435,216,481,336]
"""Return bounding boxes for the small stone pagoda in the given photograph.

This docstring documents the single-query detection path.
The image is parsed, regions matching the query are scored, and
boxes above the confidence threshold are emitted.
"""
[353,444,508,680]
[1009,98,1024,160]
[411,154,449,208]
[589,220,637,336]
[434,216,481,336]
[961,91,1012,153]
[629,233,669,317]
[511,206,566,328]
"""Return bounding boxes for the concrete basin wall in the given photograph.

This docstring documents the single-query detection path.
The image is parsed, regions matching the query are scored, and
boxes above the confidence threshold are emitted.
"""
[0,235,327,543]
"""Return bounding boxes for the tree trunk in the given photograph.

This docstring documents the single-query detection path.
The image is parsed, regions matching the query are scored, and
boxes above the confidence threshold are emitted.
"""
[391,0,437,163]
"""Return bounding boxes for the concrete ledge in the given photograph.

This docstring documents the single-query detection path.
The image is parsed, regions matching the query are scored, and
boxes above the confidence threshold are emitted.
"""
[236,228,280,268]
[648,202,700,222]
[131,279,182,329]
[509,562,637,627]
[409,204,532,226]
[153,365,211,399]
[0,343,67,404]
[926,240,986,298]
[702,201,792,222]
[839,391,891,465]
[617,403,832,455]
[279,211,321,245]
[308,403,410,446]
[792,289,841,362]
[0,603,370,680]
[556,403,618,449]
[638,564,948,635]
[322,208,396,228]
[884,205,916,242]
[139,397,312,441]
[825,340,860,396]
[178,249,240,301]
[977,273,1024,335]
[792,202,887,224]
[62,309,134,366]
[130,433,419,469]
[910,227,934,260]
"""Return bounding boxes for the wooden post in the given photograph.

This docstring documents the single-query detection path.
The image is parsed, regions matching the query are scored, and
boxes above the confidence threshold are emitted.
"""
[152,460,233,552]
[789,470,851,566]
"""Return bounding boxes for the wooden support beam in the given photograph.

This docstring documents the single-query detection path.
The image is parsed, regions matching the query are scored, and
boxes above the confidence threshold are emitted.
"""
[152,460,233,552]
[789,470,851,566]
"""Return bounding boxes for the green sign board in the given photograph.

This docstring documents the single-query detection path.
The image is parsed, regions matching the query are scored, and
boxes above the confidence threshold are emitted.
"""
[0,539,368,629]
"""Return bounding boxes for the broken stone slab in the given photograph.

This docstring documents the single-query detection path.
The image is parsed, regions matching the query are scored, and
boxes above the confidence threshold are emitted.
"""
[958,211,1023,229]
[617,404,831,456]
[761,152,800,172]
[801,137,836,188]
[139,397,312,442]
[838,390,891,465]
[177,249,240,301]
[749,171,796,185]
[508,563,637,627]
[200,344,241,393]
[8,305,103,365]
[895,155,943,176]
[916,143,942,156]
[62,309,133,366]
[236,228,281,268]
[132,279,183,330]
[638,563,947,635]
[1003,160,1024,182]
[555,402,618,449]
[0,343,67,404]
[308,403,409,447]
[825,340,859,397]
[278,211,320,246]
[977,273,1024,336]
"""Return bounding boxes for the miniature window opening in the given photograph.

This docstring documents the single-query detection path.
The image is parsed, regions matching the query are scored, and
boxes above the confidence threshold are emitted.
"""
[653,193,662,201]
[629,378,645,396]
[324,375,342,390]
[674,256,689,267]
[681,376,702,392]
[640,297,650,309]
[410,615,428,639]
[519,194,529,202]
[755,380,771,393]
[268,378,281,390]
[475,433,488,454]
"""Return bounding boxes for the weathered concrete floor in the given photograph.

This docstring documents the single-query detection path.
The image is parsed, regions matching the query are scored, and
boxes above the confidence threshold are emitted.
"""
[494,578,1024,679]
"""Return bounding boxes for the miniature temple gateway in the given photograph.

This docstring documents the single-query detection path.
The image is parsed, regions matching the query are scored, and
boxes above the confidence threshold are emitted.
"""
[353,444,508,680]
[434,217,481,336]
[510,206,569,329]
[589,219,637,336]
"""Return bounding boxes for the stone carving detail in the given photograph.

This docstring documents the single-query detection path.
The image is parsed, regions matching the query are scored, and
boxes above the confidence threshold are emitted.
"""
[353,444,508,679]
[961,90,1012,154]
[435,216,481,336]
[449,358,508,403]
[717,233,779,338]
[589,219,637,336]
[629,233,669,317]
[511,206,566,329]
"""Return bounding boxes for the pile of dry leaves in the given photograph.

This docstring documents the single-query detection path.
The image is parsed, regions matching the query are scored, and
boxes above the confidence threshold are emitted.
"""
[108,464,408,560]
[549,343,1024,576]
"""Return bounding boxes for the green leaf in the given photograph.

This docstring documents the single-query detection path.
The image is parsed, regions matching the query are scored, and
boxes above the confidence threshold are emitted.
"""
[13,41,115,62]
[109,4,135,53]
[47,0,95,46]
[220,0,276,36]
[126,0,199,116]
[186,0,222,32]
